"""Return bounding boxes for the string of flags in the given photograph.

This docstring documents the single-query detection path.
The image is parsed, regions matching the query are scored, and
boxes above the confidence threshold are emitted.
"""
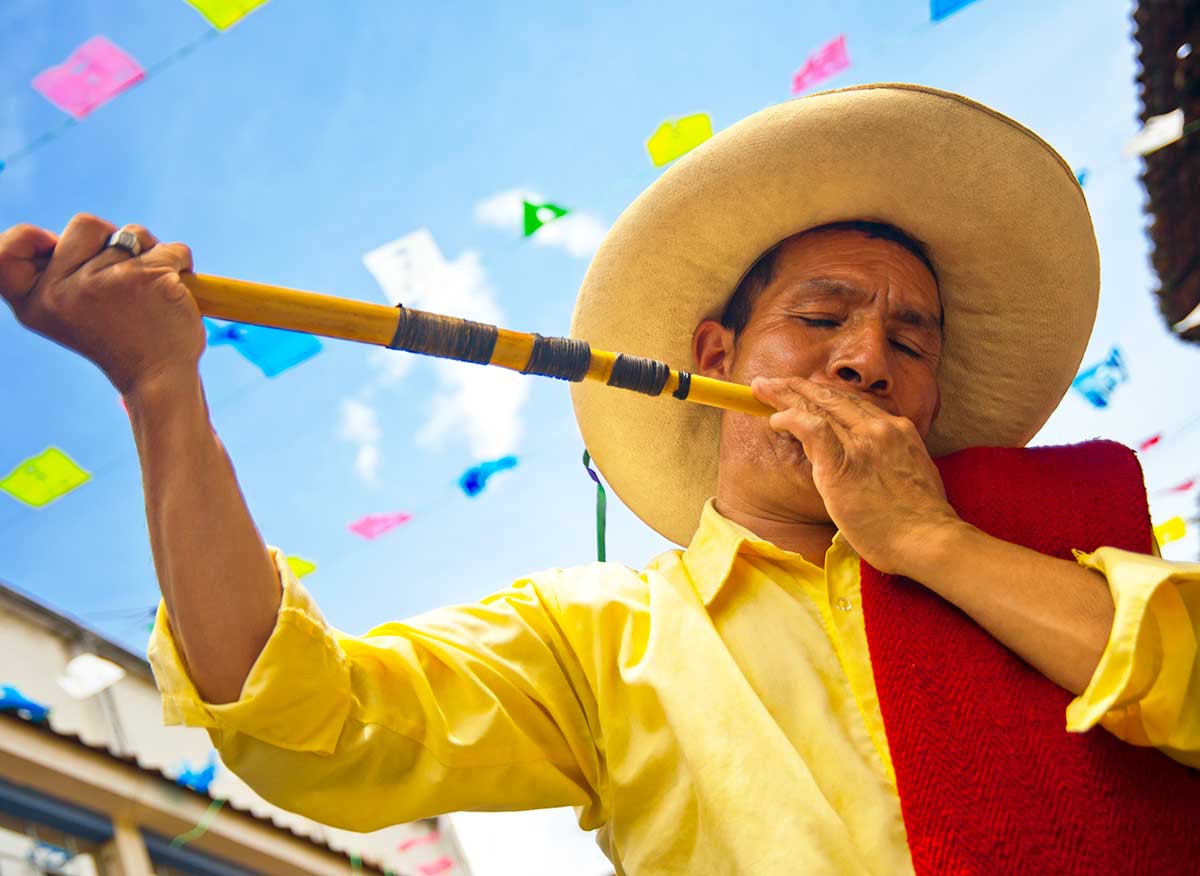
[1,1,267,173]
[3,0,1197,631]
[280,455,521,582]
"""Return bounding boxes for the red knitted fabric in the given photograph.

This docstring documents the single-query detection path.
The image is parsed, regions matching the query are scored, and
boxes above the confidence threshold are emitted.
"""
[861,441,1200,876]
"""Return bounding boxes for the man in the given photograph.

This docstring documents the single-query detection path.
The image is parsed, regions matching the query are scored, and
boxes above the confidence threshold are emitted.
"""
[1,84,1197,875]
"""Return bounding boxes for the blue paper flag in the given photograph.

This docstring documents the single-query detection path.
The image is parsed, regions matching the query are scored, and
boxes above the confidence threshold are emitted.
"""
[27,841,72,872]
[459,456,519,497]
[931,0,980,21]
[1075,168,1089,187]
[1071,346,1127,409]
[176,750,218,794]
[0,685,50,722]
[204,318,322,377]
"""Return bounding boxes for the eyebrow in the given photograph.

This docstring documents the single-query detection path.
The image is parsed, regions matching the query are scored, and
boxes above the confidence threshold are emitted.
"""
[792,277,943,335]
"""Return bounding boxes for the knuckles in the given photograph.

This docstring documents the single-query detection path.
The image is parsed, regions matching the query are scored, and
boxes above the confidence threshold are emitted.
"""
[66,213,115,237]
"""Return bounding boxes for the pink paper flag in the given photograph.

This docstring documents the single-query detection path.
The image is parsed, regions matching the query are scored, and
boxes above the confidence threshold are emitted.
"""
[791,35,850,95]
[398,831,440,853]
[1167,478,1196,494]
[348,512,412,540]
[419,858,454,876]
[1138,433,1163,452]
[33,36,145,119]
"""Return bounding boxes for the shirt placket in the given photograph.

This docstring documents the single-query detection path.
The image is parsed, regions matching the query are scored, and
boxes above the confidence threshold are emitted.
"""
[822,536,898,787]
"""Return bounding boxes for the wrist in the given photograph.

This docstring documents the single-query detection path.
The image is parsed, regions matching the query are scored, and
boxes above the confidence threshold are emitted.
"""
[122,365,203,418]
[894,514,978,583]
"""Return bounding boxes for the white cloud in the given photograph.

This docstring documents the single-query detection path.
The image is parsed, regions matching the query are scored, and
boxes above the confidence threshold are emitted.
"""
[360,230,529,460]
[450,809,613,876]
[366,346,415,388]
[416,361,528,459]
[339,399,382,487]
[354,443,381,484]
[339,398,381,445]
[474,187,608,258]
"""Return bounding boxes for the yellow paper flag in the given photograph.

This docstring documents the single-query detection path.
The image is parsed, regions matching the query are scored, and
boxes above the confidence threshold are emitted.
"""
[185,0,268,30]
[286,556,317,578]
[1153,516,1187,546]
[646,113,713,167]
[1,447,90,508]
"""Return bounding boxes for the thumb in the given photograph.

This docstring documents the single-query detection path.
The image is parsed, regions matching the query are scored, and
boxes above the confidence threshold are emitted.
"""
[140,241,195,303]
[0,225,59,312]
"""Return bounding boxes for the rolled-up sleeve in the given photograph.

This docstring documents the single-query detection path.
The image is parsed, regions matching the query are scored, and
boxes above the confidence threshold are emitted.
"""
[147,547,607,830]
[1065,547,1200,768]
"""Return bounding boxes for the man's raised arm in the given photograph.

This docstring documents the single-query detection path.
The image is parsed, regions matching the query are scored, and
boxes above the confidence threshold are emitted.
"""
[126,365,281,703]
[0,216,280,703]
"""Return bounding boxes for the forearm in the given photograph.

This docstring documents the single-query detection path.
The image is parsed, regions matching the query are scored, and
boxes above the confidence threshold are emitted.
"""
[126,367,281,704]
[903,521,1115,695]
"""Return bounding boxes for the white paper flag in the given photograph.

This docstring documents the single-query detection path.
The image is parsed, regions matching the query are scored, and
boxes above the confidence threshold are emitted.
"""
[58,653,125,699]
[1124,108,1185,157]
[362,228,447,308]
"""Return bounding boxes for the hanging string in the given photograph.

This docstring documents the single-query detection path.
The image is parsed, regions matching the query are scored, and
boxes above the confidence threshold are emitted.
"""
[1,28,219,174]
[169,798,225,849]
[582,450,607,562]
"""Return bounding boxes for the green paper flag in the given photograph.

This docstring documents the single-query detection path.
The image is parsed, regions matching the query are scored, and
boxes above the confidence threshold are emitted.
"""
[184,0,268,30]
[522,200,569,237]
[1,447,90,508]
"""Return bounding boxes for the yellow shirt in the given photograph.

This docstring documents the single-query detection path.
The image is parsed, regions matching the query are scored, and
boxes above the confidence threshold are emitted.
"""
[148,499,1200,876]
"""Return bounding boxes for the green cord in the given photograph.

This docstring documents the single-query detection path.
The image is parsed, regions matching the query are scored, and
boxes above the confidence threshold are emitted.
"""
[170,798,225,849]
[582,450,607,562]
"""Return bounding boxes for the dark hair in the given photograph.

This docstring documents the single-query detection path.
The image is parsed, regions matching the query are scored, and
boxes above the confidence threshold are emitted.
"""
[719,220,939,335]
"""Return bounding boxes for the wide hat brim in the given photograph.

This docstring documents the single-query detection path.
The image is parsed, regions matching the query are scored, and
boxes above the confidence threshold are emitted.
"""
[569,83,1100,547]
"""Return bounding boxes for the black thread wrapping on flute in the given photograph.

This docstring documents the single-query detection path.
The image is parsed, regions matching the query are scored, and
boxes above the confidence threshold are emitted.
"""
[388,305,498,365]
[607,353,671,396]
[672,370,692,400]
[521,334,593,382]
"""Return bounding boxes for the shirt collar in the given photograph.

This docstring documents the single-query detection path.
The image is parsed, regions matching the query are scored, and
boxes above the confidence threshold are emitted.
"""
[682,499,829,606]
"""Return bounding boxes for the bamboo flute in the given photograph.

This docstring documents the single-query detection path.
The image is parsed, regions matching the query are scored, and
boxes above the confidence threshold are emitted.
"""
[182,273,774,418]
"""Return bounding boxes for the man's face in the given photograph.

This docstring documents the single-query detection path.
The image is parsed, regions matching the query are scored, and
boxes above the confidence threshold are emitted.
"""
[693,227,943,521]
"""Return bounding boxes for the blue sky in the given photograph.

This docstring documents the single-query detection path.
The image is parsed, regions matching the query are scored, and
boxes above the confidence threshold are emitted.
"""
[2,1,1198,872]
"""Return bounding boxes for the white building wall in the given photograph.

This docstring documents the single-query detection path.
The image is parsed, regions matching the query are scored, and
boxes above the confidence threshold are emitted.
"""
[0,592,469,875]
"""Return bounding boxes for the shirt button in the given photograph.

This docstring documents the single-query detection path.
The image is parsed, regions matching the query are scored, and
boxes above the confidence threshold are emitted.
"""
[835,597,853,612]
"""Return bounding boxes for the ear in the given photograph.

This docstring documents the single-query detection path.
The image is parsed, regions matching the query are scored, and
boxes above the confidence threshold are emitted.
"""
[692,319,737,379]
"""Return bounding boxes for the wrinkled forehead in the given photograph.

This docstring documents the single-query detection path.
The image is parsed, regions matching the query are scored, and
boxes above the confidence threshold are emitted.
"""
[768,229,943,317]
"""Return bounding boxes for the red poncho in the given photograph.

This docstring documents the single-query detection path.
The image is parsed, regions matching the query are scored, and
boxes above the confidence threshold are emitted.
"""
[862,441,1200,876]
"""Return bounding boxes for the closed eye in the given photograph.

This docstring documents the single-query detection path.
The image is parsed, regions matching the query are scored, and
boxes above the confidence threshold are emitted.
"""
[891,340,920,358]
[798,317,840,328]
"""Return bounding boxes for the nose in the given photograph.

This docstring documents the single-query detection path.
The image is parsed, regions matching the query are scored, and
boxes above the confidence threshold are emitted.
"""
[827,324,893,396]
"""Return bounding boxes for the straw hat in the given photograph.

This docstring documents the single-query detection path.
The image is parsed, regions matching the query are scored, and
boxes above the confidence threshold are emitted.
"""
[569,83,1100,547]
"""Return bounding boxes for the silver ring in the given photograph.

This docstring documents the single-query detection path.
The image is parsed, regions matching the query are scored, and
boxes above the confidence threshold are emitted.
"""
[105,228,142,258]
